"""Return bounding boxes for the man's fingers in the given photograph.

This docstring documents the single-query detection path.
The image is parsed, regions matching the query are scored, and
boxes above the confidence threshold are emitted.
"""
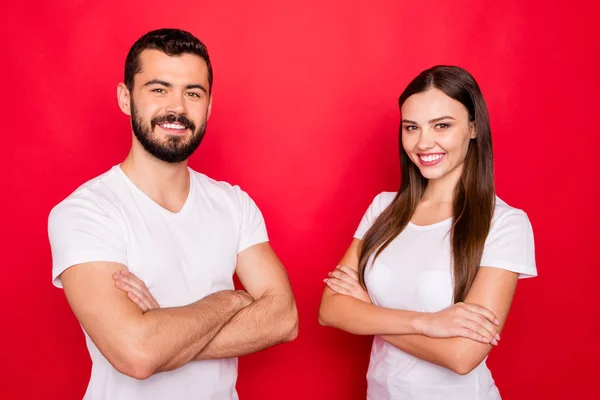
[115,279,152,310]
[127,291,148,312]
[115,270,148,293]
[124,271,149,290]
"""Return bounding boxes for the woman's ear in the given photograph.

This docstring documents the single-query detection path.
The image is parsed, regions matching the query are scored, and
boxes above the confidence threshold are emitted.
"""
[469,121,477,139]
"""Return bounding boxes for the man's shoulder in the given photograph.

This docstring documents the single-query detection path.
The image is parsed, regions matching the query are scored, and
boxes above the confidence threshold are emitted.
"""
[49,166,124,220]
[189,169,251,201]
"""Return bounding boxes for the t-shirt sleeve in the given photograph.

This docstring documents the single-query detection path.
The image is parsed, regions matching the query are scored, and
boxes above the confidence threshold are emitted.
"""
[48,193,128,288]
[480,209,537,279]
[236,187,269,253]
[354,192,395,240]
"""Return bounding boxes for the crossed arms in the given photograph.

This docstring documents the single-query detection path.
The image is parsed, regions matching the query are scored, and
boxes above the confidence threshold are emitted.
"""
[318,239,519,375]
[60,242,298,380]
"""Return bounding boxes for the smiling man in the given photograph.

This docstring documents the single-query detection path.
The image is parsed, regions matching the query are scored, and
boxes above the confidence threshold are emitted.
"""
[48,28,298,400]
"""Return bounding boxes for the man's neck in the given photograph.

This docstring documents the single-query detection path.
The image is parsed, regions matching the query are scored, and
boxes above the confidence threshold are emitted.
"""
[120,144,191,212]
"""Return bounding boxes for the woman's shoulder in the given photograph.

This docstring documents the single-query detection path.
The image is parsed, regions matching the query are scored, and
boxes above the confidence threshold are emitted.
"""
[369,191,397,213]
[491,195,532,231]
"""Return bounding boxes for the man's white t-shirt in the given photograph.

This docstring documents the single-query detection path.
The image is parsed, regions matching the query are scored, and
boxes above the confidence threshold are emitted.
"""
[354,192,537,400]
[48,165,269,400]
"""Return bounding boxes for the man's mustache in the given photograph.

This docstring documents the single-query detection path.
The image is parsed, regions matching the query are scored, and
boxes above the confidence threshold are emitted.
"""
[151,114,196,132]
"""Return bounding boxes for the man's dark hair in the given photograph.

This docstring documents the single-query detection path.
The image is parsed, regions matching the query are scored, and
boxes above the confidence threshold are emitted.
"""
[124,28,213,92]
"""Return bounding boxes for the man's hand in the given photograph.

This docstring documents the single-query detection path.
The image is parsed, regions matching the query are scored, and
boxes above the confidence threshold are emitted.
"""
[113,271,255,312]
[234,290,254,308]
[113,270,160,312]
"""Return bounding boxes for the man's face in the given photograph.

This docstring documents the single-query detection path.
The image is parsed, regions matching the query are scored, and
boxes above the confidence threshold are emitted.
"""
[121,49,212,163]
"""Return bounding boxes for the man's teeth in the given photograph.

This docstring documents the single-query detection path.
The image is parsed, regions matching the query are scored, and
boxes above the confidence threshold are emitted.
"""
[420,154,443,162]
[161,123,186,130]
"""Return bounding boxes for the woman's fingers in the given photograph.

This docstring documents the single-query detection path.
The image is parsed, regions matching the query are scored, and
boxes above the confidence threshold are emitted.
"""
[329,269,357,285]
[459,319,498,345]
[336,265,359,281]
[459,302,500,326]
[325,278,352,295]
[456,328,489,344]
[465,312,501,342]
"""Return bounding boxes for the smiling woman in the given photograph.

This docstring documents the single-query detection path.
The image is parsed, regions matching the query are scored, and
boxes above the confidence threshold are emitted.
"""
[318,65,536,400]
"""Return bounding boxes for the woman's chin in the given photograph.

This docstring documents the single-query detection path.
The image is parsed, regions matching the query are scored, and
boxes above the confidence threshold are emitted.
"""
[418,167,445,181]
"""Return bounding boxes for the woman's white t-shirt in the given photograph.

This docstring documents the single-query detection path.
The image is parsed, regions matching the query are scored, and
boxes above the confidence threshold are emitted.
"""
[354,192,537,400]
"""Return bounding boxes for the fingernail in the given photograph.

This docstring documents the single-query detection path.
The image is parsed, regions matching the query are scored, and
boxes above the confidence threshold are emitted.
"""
[492,339,498,345]
[328,272,332,276]
[495,319,500,325]
[323,279,328,283]
[496,333,501,341]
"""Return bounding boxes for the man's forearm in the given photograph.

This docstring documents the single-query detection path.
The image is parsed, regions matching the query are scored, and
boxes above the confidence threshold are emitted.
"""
[194,293,297,360]
[135,290,248,376]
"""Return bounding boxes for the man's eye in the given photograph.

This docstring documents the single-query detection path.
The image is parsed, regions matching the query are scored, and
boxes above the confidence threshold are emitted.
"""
[152,88,166,94]
[187,92,200,98]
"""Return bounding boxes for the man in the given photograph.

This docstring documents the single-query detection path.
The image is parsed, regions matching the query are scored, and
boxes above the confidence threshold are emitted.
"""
[48,28,298,400]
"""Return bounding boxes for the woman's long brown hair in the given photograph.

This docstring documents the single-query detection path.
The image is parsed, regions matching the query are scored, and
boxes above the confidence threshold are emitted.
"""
[358,66,495,303]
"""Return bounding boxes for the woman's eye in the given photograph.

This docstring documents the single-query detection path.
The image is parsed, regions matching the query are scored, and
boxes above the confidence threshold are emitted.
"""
[435,123,450,129]
[404,125,418,131]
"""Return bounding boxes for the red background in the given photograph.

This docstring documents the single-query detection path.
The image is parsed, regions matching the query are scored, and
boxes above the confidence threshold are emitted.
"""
[2,1,599,399]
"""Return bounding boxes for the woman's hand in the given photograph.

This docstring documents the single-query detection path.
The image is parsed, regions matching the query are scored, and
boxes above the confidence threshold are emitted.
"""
[324,265,372,303]
[415,302,501,345]
[323,263,500,345]
[112,270,160,312]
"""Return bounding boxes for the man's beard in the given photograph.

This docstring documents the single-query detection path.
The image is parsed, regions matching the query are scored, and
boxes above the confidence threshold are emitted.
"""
[130,100,207,164]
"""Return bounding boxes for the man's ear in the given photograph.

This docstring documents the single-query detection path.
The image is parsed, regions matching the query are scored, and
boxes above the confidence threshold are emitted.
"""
[117,83,131,116]
[207,93,213,121]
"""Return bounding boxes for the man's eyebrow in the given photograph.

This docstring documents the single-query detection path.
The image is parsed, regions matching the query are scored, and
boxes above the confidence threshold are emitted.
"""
[143,79,171,88]
[185,84,207,94]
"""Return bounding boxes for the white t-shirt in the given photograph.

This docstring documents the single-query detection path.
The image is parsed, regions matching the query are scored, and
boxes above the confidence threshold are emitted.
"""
[48,165,269,400]
[354,192,537,400]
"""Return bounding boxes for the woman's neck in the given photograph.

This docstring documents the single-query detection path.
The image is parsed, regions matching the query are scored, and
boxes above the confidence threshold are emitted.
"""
[421,164,463,204]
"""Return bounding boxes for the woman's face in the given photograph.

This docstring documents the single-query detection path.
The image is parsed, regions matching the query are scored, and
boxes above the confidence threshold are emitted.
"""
[401,88,476,183]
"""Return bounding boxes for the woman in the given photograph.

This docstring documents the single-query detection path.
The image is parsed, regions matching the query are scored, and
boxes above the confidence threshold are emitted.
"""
[318,65,536,399]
